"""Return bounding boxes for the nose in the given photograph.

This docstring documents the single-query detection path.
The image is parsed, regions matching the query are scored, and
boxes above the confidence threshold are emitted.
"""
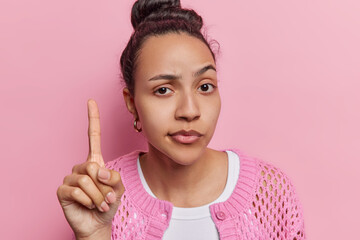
[175,91,201,122]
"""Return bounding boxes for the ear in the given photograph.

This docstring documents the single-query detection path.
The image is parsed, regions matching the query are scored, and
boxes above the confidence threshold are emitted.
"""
[123,88,138,119]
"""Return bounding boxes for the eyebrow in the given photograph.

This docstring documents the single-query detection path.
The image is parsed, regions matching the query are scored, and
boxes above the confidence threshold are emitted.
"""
[148,64,216,81]
[193,64,217,78]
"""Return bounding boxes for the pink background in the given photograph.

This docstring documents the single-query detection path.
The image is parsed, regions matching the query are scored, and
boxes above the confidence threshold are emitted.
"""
[1,0,359,239]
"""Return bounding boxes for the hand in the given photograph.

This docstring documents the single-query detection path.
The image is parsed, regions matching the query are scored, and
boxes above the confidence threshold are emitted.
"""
[57,99,124,240]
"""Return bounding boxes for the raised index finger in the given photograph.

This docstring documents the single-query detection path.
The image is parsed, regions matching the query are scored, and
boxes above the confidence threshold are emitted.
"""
[87,99,104,166]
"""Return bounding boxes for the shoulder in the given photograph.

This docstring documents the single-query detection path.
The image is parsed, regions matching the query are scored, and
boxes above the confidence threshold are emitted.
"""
[229,148,306,239]
[227,148,298,190]
[105,150,143,172]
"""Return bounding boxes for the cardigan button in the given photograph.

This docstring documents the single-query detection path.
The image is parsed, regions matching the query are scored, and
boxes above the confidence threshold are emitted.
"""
[159,210,168,220]
[216,211,226,220]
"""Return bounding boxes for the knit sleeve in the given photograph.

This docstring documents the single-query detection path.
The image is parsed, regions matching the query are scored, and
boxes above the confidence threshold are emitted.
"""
[254,160,306,239]
[282,171,306,239]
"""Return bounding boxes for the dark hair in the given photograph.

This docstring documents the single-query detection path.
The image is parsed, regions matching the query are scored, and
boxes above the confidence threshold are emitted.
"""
[120,0,218,96]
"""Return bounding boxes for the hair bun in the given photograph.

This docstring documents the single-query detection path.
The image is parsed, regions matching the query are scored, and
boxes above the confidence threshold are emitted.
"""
[131,0,203,31]
[131,0,180,29]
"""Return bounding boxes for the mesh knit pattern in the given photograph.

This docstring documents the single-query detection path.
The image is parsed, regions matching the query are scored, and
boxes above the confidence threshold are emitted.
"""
[252,162,305,239]
[113,193,148,239]
[106,151,172,240]
[209,154,305,240]
[105,149,305,240]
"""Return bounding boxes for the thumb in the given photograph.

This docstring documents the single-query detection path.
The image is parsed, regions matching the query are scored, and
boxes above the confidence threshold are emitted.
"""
[97,167,124,203]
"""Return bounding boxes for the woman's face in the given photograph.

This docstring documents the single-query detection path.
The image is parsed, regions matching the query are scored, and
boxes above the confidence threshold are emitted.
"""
[124,33,221,165]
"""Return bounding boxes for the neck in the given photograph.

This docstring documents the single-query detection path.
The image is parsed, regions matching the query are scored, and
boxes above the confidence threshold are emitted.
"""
[140,146,228,207]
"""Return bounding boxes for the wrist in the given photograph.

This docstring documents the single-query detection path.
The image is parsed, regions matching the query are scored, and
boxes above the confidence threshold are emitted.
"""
[75,225,111,240]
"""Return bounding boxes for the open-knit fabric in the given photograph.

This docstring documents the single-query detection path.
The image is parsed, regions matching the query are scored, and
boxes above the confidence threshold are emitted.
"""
[105,149,305,240]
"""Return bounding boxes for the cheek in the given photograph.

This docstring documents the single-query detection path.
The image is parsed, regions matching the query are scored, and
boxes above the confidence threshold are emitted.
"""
[202,95,221,124]
[136,98,174,132]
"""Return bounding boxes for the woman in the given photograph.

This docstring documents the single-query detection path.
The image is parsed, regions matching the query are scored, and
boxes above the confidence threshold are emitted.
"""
[57,0,306,239]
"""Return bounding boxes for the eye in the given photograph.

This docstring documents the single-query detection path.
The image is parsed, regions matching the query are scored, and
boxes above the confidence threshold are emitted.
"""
[154,87,172,96]
[198,83,215,93]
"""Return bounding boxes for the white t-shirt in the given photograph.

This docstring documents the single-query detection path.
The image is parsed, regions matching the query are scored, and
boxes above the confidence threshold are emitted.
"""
[137,150,240,240]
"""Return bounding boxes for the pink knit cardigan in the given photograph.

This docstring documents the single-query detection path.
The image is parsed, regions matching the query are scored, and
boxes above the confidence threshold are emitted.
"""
[105,149,306,239]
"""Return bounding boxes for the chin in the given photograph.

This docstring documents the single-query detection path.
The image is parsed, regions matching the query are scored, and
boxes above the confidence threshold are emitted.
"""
[171,145,211,166]
[148,138,209,166]
[170,147,206,166]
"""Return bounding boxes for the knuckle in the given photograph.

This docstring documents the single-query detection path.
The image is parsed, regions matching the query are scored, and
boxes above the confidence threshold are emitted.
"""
[70,188,82,198]
[72,164,80,173]
[112,171,121,183]
[78,175,91,187]
[63,174,71,184]
[86,162,99,175]
[89,154,103,165]
[112,172,124,193]
[88,129,100,136]
[56,185,65,198]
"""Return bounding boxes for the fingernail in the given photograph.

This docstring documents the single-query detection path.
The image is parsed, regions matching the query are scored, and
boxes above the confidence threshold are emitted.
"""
[98,168,110,180]
[106,191,116,204]
[101,201,109,212]
[97,205,104,212]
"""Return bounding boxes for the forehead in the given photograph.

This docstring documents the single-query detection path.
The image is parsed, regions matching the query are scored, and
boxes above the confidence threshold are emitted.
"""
[134,33,215,79]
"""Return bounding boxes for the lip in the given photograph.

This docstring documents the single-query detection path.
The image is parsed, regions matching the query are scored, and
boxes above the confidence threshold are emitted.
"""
[169,130,203,144]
